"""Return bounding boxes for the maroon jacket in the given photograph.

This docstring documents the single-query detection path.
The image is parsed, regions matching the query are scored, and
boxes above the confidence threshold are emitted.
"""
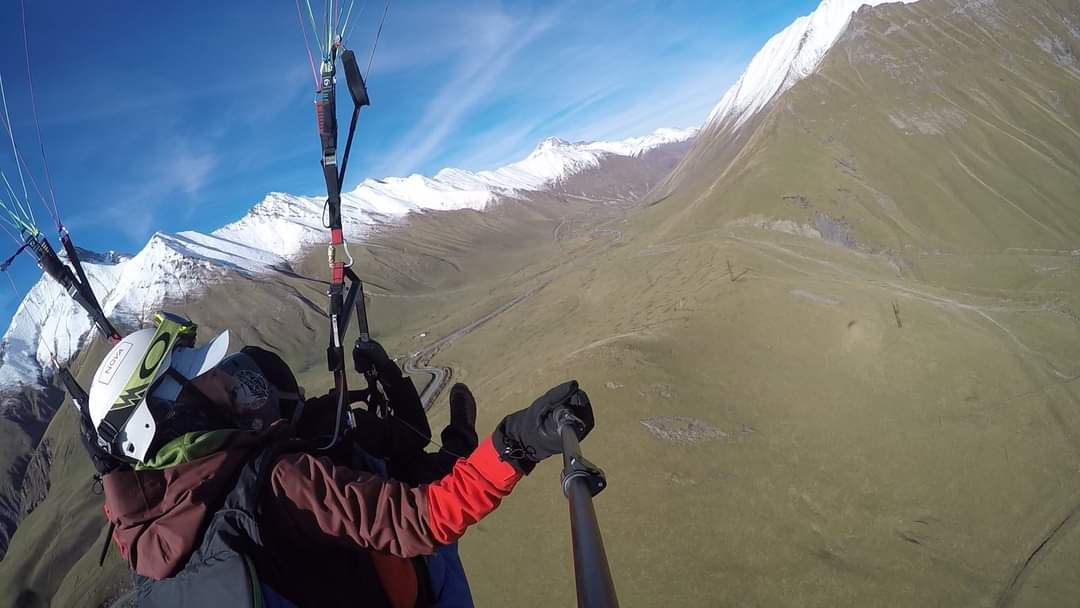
[103,425,520,605]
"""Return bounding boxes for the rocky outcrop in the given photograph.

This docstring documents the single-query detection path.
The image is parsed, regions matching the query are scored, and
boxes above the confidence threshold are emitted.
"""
[0,386,65,559]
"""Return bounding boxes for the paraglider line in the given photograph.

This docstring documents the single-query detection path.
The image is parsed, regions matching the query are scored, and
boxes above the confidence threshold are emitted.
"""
[321,0,330,60]
[294,0,321,88]
[304,0,324,56]
[0,171,36,234]
[365,0,392,80]
[19,0,62,228]
[0,73,35,227]
[340,0,363,40]
[0,209,27,245]
[0,110,55,215]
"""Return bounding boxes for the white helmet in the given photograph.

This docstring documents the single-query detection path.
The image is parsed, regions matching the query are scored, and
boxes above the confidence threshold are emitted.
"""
[88,313,229,462]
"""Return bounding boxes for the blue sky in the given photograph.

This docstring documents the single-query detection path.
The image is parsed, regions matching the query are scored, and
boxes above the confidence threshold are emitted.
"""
[0,0,820,324]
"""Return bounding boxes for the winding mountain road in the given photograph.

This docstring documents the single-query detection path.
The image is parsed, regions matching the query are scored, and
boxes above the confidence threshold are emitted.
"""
[402,282,549,411]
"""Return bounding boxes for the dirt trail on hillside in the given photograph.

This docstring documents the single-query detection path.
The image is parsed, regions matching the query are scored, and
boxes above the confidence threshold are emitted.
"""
[403,205,627,409]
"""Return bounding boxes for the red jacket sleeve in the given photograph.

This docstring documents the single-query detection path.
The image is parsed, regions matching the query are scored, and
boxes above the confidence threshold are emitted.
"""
[425,435,522,544]
[269,434,522,557]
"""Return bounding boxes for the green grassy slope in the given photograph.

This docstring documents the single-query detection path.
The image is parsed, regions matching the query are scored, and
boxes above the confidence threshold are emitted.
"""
[440,1,1080,605]
[656,0,1080,256]
[0,339,130,608]
[444,221,1080,606]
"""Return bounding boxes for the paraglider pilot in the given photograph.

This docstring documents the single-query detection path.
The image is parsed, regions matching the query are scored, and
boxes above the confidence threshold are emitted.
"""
[78,312,594,607]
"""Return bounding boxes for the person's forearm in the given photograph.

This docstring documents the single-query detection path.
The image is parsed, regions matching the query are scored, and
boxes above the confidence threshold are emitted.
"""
[271,435,521,557]
[425,435,520,543]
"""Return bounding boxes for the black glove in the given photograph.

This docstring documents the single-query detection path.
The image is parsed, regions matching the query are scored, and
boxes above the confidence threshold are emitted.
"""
[441,383,478,458]
[493,380,593,475]
[352,338,403,382]
[77,403,124,476]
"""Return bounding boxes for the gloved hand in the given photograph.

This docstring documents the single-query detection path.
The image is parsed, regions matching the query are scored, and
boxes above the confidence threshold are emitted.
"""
[441,383,478,458]
[352,338,403,382]
[77,402,124,476]
[493,380,593,475]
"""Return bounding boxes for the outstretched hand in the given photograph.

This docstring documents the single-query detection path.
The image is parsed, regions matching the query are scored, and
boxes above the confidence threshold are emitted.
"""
[494,380,594,475]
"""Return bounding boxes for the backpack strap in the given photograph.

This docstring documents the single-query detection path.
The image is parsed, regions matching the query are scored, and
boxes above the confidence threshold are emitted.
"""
[205,439,318,550]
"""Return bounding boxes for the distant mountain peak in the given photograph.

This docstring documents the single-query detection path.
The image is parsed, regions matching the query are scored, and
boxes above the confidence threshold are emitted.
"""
[536,136,572,150]
[706,0,921,131]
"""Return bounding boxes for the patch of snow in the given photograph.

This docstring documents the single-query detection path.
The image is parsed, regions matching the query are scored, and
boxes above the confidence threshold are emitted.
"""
[707,0,921,130]
[217,127,697,258]
[1035,34,1080,73]
[0,252,124,387]
[0,230,293,388]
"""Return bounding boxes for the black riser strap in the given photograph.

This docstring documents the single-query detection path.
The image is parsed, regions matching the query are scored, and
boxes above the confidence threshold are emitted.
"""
[60,233,100,309]
[340,50,370,108]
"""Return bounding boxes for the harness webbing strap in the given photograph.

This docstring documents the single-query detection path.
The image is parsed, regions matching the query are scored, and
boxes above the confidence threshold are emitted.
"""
[58,366,89,414]
[307,10,379,444]
[317,61,340,216]
[59,230,103,311]
[0,241,29,271]
[25,234,120,342]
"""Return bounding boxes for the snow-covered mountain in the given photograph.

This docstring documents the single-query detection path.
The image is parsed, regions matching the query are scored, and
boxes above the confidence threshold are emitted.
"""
[0,127,696,389]
[706,0,920,131]
[0,233,292,388]
[217,127,696,258]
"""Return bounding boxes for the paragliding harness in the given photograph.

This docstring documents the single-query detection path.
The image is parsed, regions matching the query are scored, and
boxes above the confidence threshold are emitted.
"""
[28,230,119,343]
[311,29,385,451]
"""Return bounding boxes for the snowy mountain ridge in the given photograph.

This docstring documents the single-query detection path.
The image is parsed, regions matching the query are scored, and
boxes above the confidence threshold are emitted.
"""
[706,0,920,130]
[0,127,695,388]
[0,231,292,388]
[216,127,697,258]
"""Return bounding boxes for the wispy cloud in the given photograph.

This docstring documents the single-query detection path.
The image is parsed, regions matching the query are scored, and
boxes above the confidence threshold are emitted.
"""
[66,140,219,240]
[376,7,561,177]
[170,149,218,196]
[358,1,748,180]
